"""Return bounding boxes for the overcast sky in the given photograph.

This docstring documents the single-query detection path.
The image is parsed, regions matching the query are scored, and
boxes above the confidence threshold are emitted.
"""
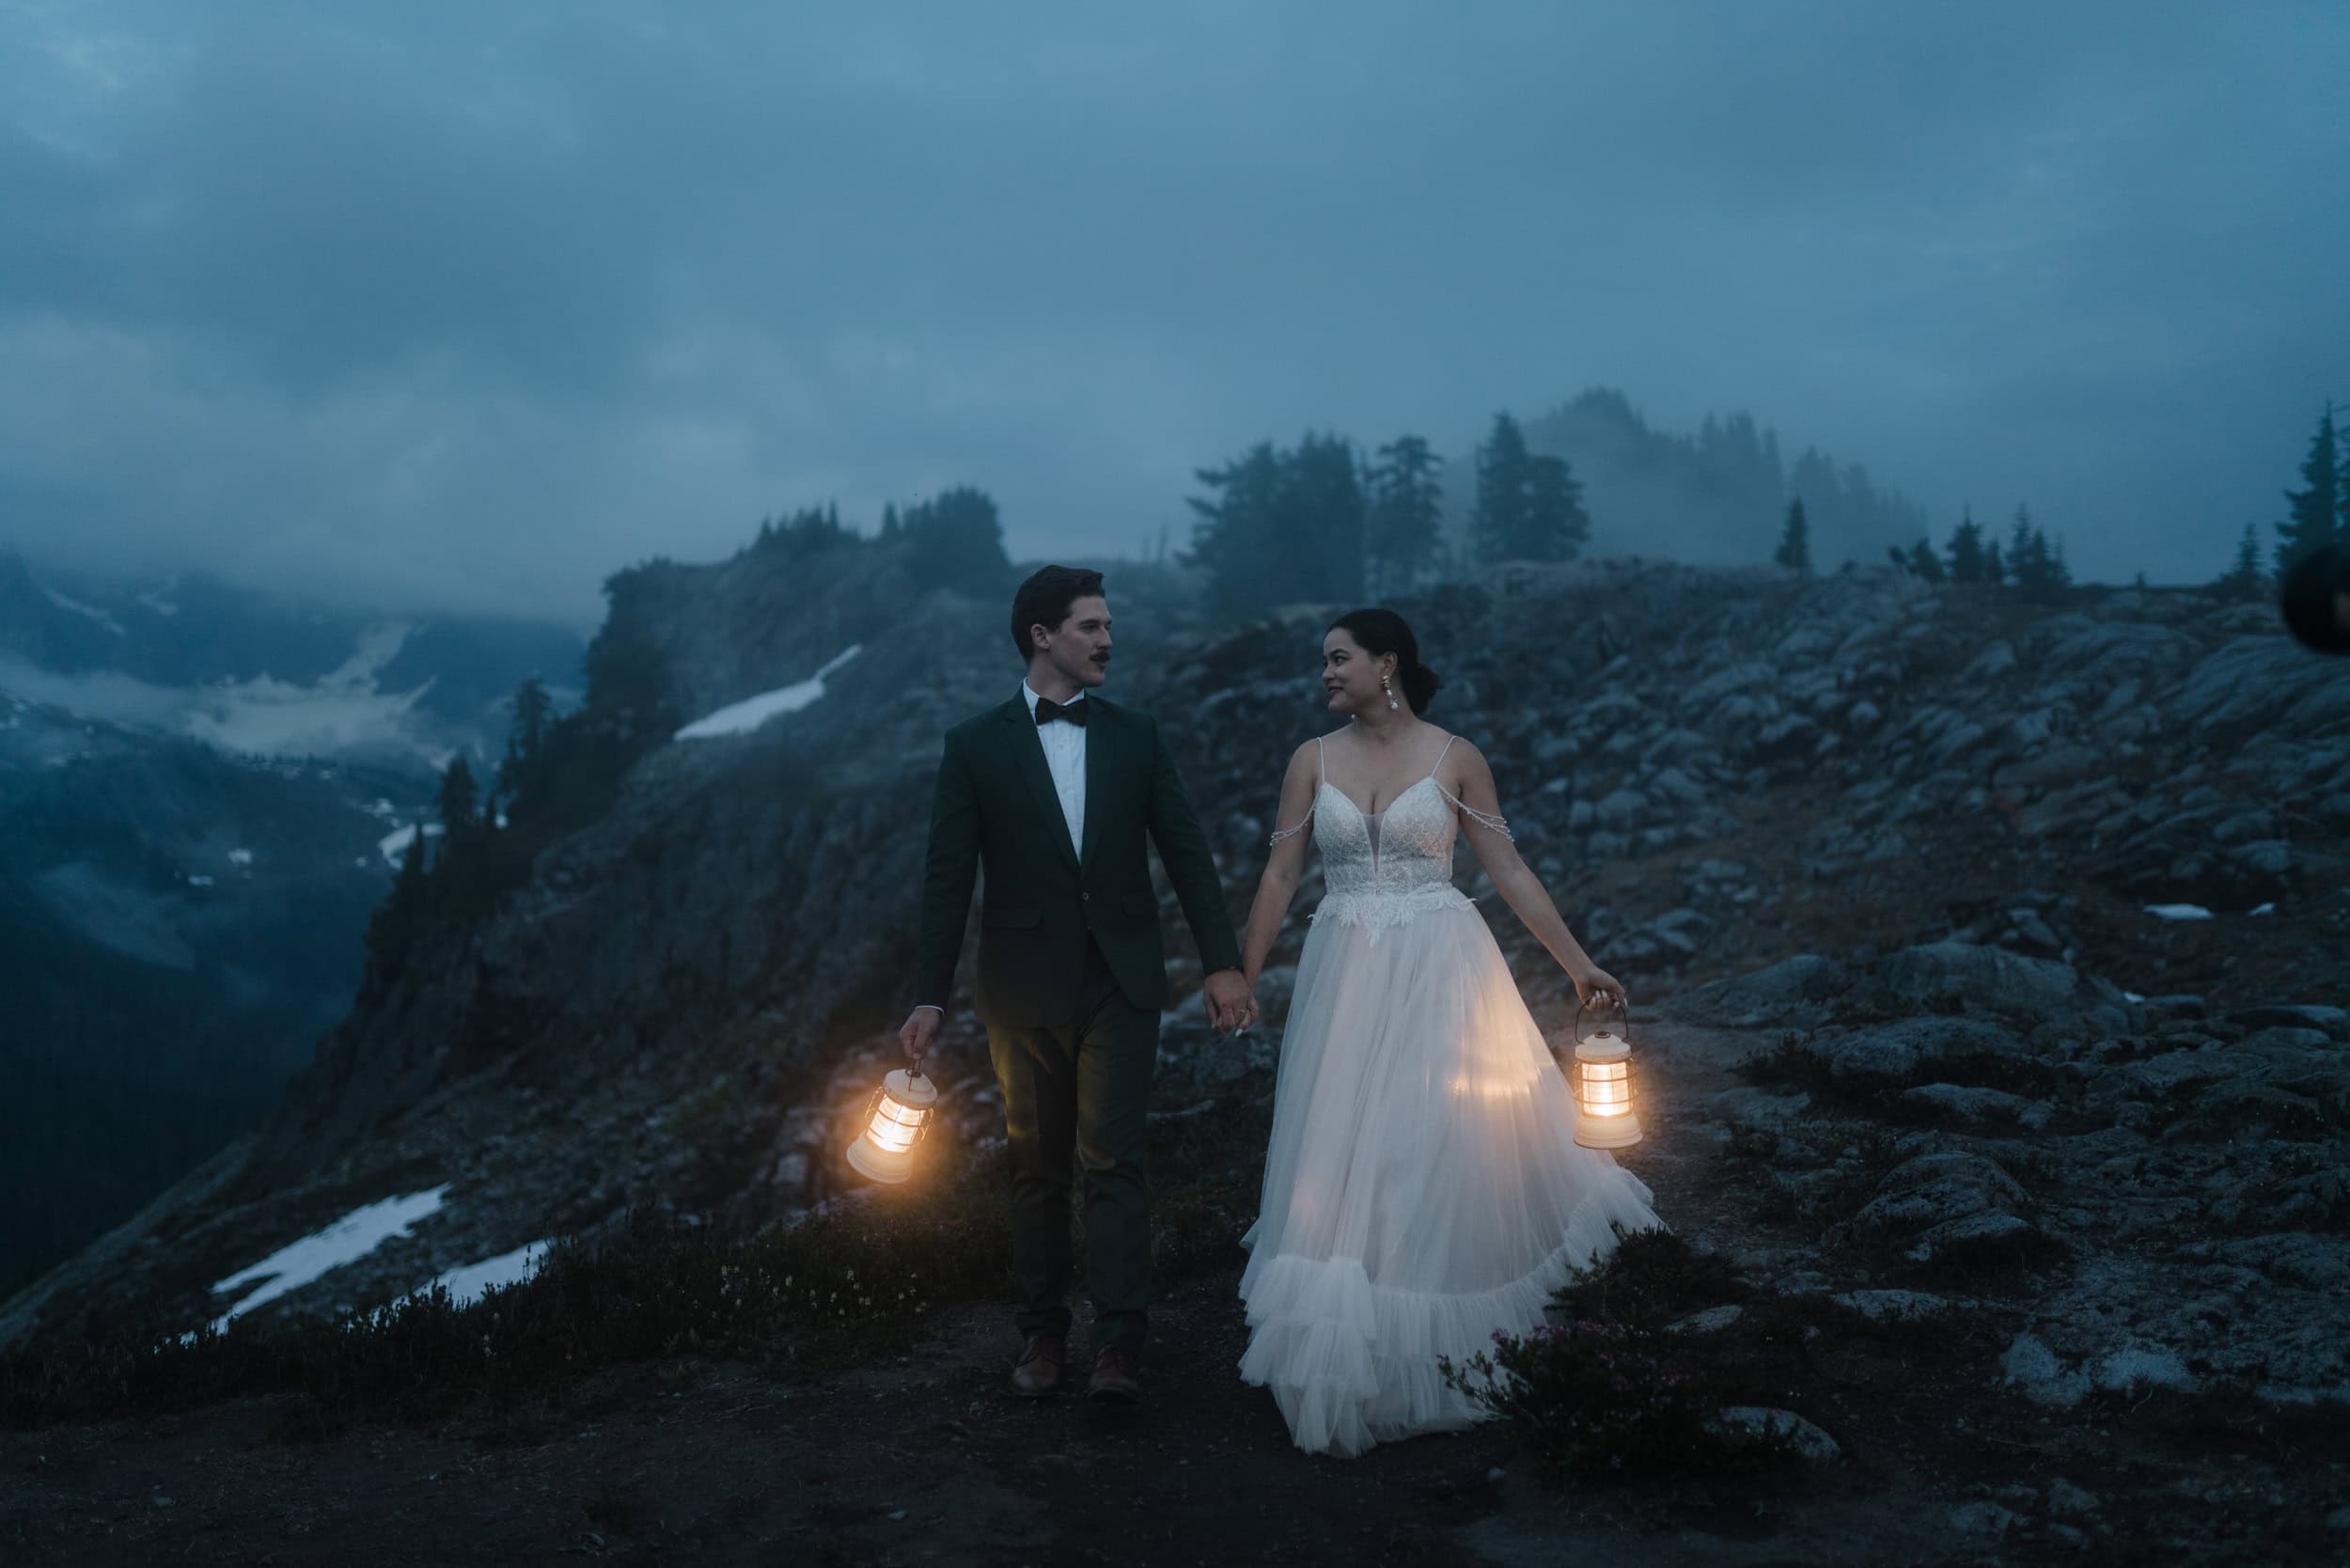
[2,1,2343,627]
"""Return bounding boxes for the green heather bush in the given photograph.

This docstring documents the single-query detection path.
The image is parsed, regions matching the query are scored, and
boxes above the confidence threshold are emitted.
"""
[1438,1319,1808,1484]
[1549,1225,1748,1328]
[1435,1226,1820,1484]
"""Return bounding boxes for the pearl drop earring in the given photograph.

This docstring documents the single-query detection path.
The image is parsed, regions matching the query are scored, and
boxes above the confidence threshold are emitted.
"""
[1382,674,1399,711]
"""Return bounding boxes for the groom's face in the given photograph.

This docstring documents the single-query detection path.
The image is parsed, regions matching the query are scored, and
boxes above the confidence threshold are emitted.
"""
[1034,594,1114,689]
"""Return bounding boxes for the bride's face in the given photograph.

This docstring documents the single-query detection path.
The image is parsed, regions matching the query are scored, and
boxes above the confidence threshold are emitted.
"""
[1321,629,1394,716]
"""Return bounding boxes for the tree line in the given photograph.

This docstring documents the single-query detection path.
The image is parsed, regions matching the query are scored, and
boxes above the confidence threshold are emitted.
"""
[2231,400,2350,595]
[1183,414,1593,619]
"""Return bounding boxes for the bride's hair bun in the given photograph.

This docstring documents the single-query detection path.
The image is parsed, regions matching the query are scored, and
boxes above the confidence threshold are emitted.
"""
[1328,606,1441,714]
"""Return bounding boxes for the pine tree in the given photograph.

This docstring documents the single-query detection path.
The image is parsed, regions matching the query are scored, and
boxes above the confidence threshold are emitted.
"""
[1944,508,1987,582]
[2214,522,2267,601]
[437,756,479,835]
[2276,401,2342,574]
[1471,413,1533,564]
[2005,505,2038,585]
[1982,538,2005,587]
[1364,435,1446,596]
[1773,497,1813,573]
[1184,441,1288,618]
[1904,538,1945,580]
[1523,453,1591,561]
[360,825,431,1001]
[495,676,555,823]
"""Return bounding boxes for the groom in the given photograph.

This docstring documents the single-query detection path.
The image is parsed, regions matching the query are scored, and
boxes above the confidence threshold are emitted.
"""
[900,565,1254,1403]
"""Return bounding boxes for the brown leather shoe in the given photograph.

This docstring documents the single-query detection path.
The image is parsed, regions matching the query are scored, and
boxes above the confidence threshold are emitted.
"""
[1088,1345,1142,1404]
[1010,1333,1066,1397]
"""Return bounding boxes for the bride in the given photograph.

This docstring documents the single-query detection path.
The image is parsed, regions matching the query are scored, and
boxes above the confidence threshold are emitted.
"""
[1229,607,1664,1458]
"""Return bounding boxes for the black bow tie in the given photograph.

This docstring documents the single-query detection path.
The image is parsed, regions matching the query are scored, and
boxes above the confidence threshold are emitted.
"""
[1034,697,1089,728]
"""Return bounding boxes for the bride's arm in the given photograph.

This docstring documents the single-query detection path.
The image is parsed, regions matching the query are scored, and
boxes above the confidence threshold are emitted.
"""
[1444,740,1614,996]
[1237,741,1319,987]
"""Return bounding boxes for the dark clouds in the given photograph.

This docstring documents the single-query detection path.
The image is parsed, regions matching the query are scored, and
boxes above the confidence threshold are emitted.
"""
[1,0,2343,624]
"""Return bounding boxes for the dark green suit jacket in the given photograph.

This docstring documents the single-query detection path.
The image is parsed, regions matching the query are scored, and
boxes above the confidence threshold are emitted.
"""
[915,693,1243,1027]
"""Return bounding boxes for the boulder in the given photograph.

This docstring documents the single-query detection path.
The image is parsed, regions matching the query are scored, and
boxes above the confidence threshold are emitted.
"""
[1707,1405,1841,1465]
[1852,1152,2027,1237]
[1805,1016,2031,1081]
[1867,941,2079,1020]
[1657,953,1856,1027]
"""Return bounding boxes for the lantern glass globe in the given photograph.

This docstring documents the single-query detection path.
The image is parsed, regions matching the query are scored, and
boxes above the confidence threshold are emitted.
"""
[846,1067,939,1184]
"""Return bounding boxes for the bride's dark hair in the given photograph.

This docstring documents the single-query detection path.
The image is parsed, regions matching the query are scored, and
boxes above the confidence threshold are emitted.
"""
[1328,607,1442,713]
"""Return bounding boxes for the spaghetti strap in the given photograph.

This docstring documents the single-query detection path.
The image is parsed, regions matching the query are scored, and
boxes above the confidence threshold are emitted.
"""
[1429,736,1512,839]
[1268,739,1324,848]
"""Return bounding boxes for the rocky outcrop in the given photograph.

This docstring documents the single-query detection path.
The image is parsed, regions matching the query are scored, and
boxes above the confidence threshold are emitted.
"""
[5,555,2344,1362]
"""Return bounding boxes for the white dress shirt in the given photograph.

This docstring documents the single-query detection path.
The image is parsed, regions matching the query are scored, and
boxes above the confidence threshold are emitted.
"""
[1022,680,1088,856]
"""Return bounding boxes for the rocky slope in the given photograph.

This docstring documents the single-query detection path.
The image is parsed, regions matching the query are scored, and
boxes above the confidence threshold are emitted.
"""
[3,554,2344,1416]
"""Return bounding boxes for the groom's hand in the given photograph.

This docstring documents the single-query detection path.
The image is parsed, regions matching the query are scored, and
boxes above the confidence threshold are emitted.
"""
[1202,968,1254,1034]
[900,1007,942,1063]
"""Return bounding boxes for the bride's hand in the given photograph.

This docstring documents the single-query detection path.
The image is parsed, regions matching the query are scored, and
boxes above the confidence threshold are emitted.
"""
[1572,966,1629,1011]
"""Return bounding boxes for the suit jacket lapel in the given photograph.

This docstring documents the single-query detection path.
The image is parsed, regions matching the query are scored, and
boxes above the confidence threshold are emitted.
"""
[1001,699,1080,871]
[1079,699,1112,870]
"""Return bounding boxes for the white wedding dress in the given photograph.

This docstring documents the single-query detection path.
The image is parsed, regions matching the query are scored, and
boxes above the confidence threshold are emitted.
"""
[1236,735,1664,1458]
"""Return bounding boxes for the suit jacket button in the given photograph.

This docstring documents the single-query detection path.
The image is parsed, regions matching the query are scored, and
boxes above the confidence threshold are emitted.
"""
[1081,891,1090,901]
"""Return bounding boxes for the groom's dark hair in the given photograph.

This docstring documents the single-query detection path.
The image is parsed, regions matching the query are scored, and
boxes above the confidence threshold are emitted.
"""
[1011,565,1106,659]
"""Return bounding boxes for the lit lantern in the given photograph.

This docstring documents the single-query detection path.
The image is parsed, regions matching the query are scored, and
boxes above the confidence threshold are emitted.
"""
[1570,1002,1642,1149]
[845,1066,939,1183]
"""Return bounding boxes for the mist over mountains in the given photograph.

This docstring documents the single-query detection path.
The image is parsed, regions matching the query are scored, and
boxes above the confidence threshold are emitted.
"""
[0,554,587,1291]
[1516,388,1933,571]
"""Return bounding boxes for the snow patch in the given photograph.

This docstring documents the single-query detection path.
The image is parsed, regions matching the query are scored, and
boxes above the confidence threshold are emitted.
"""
[41,586,126,636]
[377,821,446,866]
[227,848,254,867]
[676,646,861,740]
[2142,903,2214,921]
[208,1185,450,1332]
[2248,902,2277,917]
[417,1240,553,1308]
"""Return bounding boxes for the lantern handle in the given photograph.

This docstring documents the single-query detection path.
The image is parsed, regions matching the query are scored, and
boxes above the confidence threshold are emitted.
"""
[1573,995,1633,1037]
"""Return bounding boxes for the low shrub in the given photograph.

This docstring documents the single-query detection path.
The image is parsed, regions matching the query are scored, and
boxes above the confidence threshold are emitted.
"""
[1438,1318,1810,1484]
[1,1143,1012,1431]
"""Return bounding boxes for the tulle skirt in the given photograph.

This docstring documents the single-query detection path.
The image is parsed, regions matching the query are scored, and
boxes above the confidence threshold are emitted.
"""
[1237,900,1664,1458]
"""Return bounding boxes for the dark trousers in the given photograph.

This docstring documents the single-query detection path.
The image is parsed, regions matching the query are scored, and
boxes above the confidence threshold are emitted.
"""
[985,935,1159,1356]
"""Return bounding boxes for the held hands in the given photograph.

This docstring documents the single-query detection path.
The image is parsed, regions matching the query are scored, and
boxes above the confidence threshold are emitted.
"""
[1203,968,1258,1035]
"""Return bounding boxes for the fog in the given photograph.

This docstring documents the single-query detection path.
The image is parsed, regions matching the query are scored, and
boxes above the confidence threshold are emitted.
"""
[2,0,2342,624]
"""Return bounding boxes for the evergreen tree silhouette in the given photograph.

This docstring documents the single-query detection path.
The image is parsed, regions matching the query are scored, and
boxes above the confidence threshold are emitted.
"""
[1945,508,1988,582]
[1523,452,1591,561]
[2214,522,2267,601]
[1472,413,1533,563]
[1365,435,1446,596]
[437,756,479,839]
[360,824,431,1000]
[1773,497,1813,573]
[2277,401,2342,574]
[1184,440,1287,618]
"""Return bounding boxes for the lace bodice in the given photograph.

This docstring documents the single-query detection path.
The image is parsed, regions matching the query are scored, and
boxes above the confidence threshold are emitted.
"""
[1267,735,1512,940]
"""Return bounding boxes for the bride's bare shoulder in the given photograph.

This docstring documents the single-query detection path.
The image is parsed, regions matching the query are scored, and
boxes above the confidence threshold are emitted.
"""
[1435,730,1494,778]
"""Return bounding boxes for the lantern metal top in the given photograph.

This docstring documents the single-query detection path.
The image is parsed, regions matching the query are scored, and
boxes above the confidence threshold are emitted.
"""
[883,1065,939,1105]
